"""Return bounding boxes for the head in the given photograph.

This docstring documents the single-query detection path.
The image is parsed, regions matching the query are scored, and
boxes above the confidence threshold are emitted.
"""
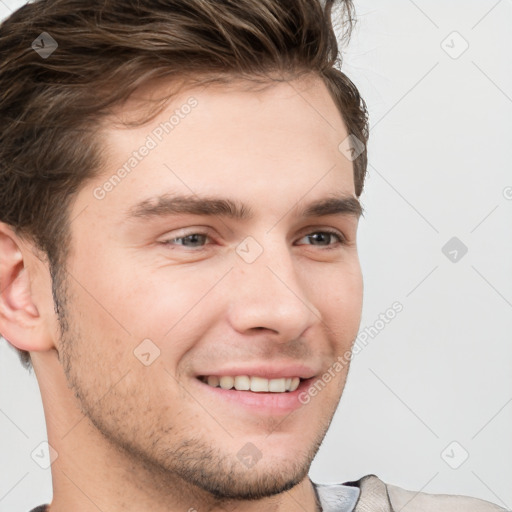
[0,0,368,503]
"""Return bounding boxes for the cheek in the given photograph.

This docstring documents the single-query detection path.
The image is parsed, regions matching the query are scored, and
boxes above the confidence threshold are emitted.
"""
[70,248,224,341]
[121,265,230,343]
[307,259,363,337]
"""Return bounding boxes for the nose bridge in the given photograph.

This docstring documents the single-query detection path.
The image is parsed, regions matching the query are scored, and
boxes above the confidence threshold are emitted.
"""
[226,235,319,338]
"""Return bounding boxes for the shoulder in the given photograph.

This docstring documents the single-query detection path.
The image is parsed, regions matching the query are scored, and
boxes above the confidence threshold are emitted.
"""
[386,481,507,512]
[353,474,508,512]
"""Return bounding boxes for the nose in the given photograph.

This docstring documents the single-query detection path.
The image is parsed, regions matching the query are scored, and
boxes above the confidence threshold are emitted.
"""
[226,240,319,342]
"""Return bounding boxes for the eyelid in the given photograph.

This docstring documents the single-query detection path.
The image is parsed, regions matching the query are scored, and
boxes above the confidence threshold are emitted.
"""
[158,226,214,241]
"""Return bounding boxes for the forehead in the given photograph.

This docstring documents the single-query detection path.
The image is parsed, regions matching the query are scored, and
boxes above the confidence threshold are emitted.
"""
[75,75,355,225]
[101,73,350,160]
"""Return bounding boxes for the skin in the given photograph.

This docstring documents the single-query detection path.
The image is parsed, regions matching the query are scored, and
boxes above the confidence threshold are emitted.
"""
[0,74,363,512]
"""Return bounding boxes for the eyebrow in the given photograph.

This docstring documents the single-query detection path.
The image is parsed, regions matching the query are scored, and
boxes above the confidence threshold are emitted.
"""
[124,193,363,222]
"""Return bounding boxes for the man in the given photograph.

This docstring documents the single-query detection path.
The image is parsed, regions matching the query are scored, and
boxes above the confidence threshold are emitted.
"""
[0,0,505,511]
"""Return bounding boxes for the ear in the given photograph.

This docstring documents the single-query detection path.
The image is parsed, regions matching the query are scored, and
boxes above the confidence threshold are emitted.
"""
[0,222,55,353]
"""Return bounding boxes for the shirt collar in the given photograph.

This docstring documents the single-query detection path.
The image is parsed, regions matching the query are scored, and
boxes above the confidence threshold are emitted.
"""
[311,479,361,512]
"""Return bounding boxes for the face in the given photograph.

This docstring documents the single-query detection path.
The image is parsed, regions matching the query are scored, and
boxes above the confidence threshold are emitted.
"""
[54,75,363,500]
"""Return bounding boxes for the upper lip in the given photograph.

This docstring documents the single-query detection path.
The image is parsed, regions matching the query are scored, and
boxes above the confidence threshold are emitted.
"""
[196,364,318,380]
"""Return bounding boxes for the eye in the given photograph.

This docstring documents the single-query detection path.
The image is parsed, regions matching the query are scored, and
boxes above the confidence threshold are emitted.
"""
[296,229,345,248]
[162,232,211,249]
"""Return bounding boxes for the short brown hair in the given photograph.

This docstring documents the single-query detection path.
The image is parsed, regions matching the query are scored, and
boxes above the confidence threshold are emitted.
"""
[0,0,369,370]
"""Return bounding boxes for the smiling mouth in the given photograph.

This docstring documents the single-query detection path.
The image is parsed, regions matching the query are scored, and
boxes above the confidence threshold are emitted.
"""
[197,375,303,393]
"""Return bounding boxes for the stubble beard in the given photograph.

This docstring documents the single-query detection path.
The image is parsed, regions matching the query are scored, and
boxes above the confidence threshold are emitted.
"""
[51,266,335,503]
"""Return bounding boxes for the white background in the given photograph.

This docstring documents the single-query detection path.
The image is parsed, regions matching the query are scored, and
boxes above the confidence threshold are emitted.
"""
[0,0,511,511]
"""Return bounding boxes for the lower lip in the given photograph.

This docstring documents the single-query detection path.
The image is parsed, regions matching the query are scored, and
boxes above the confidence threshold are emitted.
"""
[192,377,314,414]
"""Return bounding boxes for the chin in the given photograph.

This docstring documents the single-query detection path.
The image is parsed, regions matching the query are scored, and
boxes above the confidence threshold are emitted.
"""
[193,458,309,501]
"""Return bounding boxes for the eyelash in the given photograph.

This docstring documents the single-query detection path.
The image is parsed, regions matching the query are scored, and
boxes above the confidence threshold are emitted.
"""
[161,229,345,251]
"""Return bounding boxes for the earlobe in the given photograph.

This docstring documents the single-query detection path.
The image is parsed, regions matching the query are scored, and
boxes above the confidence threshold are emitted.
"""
[0,223,54,352]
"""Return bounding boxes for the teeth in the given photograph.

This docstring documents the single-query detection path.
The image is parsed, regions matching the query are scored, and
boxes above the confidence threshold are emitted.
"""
[251,376,269,392]
[207,376,220,387]
[201,375,303,392]
[219,376,234,389]
[268,378,286,392]
[289,377,300,391]
[234,375,251,390]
